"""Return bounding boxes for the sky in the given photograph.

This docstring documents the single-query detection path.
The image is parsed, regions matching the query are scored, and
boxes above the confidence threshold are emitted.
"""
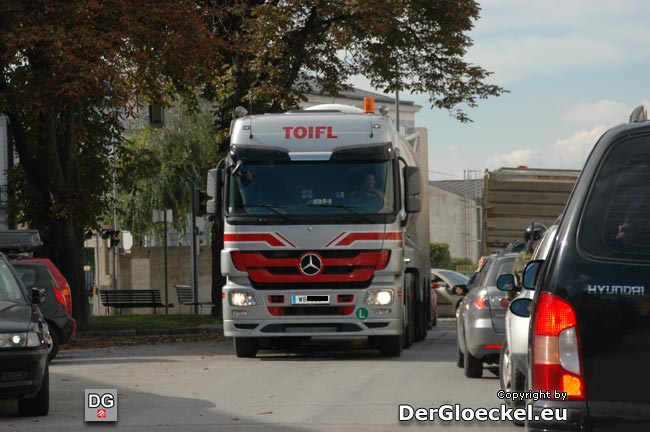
[355,0,650,181]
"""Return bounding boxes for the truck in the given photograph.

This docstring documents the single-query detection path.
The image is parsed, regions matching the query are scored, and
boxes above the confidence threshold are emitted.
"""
[481,167,581,255]
[206,99,431,358]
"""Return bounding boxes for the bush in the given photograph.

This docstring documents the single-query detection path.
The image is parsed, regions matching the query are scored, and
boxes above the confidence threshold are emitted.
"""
[430,243,451,268]
[450,257,474,275]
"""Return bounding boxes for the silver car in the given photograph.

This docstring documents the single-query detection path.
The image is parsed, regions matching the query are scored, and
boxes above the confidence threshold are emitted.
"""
[498,225,558,407]
[456,253,516,378]
[431,269,469,318]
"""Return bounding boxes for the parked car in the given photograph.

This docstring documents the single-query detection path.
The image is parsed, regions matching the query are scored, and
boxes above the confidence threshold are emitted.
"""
[496,224,558,410]
[456,253,516,378]
[507,106,650,431]
[22,258,72,316]
[11,261,75,360]
[0,253,52,416]
[431,269,469,317]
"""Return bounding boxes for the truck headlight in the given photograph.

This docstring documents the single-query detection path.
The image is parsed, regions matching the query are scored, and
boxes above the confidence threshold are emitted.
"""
[230,292,257,307]
[365,289,394,306]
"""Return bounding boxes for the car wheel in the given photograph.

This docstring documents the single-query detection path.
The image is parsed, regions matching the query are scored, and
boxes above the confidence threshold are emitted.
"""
[18,363,49,416]
[464,349,483,378]
[234,337,258,358]
[499,342,513,403]
[47,327,60,361]
[378,335,402,357]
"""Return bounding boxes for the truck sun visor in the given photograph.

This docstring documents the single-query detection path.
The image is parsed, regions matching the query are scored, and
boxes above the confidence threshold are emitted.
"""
[330,143,394,161]
[229,145,291,163]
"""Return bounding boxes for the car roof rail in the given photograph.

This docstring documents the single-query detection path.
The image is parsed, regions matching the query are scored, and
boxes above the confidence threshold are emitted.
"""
[0,230,42,254]
[629,104,647,123]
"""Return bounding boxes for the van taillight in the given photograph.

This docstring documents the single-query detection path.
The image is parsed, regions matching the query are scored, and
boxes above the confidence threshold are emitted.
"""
[53,284,67,309]
[532,292,585,400]
[230,251,246,271]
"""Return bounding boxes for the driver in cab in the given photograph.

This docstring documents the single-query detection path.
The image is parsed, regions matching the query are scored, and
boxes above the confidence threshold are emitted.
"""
[351,173,384,200]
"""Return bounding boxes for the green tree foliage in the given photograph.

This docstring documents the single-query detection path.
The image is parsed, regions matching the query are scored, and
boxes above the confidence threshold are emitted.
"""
[120,108,218,243]
[0,1,212,326]
[204,0,504,150]
[430,243,452,269]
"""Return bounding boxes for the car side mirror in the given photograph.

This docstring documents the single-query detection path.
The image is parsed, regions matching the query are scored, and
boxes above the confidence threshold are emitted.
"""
[509,298,532,318]
[452,284,468,296]
[497,274,516,292]
[31,287,46,305]
[523,259,544,290]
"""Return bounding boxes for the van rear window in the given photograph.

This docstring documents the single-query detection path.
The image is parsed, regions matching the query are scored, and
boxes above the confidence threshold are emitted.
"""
[579,135,650,261]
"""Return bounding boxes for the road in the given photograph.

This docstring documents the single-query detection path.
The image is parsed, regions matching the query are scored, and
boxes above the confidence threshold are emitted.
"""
[1,321,520,431]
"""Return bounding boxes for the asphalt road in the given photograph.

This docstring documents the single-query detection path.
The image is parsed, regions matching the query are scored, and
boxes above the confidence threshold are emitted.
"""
[1,321,520,431]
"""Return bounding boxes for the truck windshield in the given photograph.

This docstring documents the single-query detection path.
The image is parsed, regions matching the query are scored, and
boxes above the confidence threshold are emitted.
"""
[227,161,395,217]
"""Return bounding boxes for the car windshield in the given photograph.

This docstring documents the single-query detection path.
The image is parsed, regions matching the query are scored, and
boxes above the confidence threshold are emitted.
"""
[0,261,26,303]
[438,270,469,286]
[227,161,395,216]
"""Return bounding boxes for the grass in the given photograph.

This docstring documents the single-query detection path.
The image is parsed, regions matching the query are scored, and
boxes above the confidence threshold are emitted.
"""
[85,314,222,331]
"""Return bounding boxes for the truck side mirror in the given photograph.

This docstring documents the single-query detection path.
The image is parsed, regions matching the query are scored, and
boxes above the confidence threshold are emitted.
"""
[403,166,421,213]
[206,162,224,216]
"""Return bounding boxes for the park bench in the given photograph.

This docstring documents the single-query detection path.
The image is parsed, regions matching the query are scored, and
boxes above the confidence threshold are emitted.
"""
[175,284,215,314]
[100,289,171,315]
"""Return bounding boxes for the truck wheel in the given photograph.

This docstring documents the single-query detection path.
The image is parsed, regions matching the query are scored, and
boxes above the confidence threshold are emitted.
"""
[378,335,402,357]
[234,337,258,358]
[464,350,483,378]
[18,363,49,416]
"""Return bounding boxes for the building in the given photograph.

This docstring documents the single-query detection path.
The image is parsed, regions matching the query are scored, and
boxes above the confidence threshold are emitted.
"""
[429,178,483,263]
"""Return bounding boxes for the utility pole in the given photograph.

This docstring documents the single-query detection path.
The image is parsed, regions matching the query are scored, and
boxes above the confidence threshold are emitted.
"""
[190,188,199,315]
[112,142,120,290]
[163,209,169,315]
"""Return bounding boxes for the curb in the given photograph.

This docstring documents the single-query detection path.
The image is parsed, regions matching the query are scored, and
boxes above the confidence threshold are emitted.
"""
[76,324,223,340]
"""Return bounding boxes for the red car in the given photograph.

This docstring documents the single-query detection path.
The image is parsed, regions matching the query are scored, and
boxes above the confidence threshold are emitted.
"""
[22,258,72,316]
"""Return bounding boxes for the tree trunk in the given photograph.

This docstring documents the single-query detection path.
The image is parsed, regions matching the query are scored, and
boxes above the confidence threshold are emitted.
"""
[41,217,89,327]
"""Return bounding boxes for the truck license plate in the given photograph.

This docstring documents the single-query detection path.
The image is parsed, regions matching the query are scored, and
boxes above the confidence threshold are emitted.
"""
[291,295,330,305]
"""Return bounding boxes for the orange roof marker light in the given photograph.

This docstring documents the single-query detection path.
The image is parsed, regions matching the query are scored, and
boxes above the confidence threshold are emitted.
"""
[363,97,375,114]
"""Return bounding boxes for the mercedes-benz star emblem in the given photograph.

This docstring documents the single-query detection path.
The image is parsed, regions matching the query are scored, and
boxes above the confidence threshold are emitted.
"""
[299,253,323,276]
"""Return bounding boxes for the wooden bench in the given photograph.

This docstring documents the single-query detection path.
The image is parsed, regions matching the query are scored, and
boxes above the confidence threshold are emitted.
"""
[100,289,171,315]
[175,285,215,314]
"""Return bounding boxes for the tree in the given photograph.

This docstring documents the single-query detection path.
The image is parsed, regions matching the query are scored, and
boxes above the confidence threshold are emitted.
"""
[202,0,505,315]
[120,108,218,243]
[0,1,212,326]
[430,243,452,269]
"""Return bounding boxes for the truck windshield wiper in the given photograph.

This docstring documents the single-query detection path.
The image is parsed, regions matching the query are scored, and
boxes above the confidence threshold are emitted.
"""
[242,204,297,224]
[306,203,376,224]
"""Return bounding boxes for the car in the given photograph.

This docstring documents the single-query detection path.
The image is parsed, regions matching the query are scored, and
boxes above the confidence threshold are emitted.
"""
[431,268,469,317]
[22,258,72,316]
[0,253,52,416]
[455,253,516,378]
[508,105,650,431]
[496,224,557,411]
[11,261,76,360]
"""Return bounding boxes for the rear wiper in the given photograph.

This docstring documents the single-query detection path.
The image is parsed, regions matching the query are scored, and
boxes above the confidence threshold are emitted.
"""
[306,203,376,224]
[242,204,297,224]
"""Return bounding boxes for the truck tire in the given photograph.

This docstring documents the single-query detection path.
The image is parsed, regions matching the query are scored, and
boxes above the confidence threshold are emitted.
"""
[234,337,258,358]
[378,335,402,357]
[464,350,483,378]
[403,279,415,349]
[18,363,49,416]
